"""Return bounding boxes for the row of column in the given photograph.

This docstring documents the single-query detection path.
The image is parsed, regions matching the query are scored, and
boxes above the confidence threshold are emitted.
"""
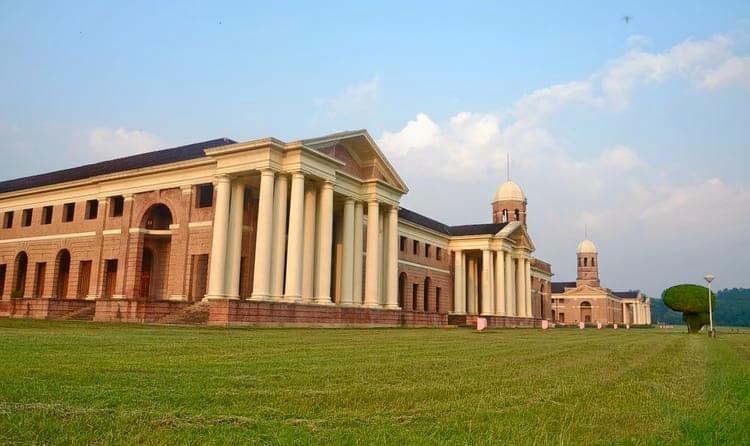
[453,249,532,317]
[205,170,400,308]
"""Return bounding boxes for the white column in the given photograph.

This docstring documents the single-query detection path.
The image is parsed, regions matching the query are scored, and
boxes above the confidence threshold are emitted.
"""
[516,257,525,317]
[385,206,399,309]
[284,173,305,302]
[301,184,317,302]
[352,202,364,305]
[378,211,387,306]
[466,256,476,314]
[525,258,532,318]
[205,175,232,300]
[364,201,380,308]
[481,250,493,315]
[251,170,275,301]
[453,250,464,314]
[270,174,288,299]
[504,251,513,316]
[494,250,505,315]
[224,181,245,299]
[315,181,333,304]
[340,198,355,305]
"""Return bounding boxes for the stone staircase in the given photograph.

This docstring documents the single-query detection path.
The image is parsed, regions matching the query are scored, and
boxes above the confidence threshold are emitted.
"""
[157,301,210,325]
[62,306,96,321]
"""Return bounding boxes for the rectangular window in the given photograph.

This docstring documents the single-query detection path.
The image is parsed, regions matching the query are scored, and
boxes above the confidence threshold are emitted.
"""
[21,209,32,227]
[559,313,565,323]
[436,287,441,308]
[110,196,124,217]
[436,247,442,261]
[34,262,46,297]
[196,184,214,208]
[425,243,431,258]
[85,200,98,220]
[77,260,92,298]
[413,240,419,255]
[63,203,75,222]
[2,211,12,229]
[399,236,406,252]
[42,206,53,225]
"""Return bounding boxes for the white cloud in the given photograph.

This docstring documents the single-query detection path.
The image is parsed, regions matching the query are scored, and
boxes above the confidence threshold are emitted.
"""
[315,76,380,117]
[379,113,439,156]
[87,127,161,160]
[378,33,750,293]
[700,56,750,89]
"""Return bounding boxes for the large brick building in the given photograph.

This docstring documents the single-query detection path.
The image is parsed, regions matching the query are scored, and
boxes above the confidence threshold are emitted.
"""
[0,130,552,327]
[551,239,652,326]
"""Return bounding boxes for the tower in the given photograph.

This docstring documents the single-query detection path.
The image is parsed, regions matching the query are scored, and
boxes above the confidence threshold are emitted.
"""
[576,239,599,287]
[492,181,527,225]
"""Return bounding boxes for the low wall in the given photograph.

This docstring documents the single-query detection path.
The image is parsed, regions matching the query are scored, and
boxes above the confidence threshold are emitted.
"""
[0,300,11,317]
[208,300,450,327]
[449,314,542,328]
[8,298,93,320]
[94,299,191,323]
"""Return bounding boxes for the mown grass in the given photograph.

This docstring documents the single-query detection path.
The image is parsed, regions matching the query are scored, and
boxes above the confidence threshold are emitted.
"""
[0,319,747,445]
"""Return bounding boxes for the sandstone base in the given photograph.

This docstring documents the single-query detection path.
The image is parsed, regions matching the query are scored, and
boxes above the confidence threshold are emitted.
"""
[94,299,191,323]
[4,298,94,320]
[448,314,542,328]
[207,299,450,327]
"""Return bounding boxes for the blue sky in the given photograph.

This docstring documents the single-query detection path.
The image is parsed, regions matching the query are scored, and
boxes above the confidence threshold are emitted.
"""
[1,1,749,296]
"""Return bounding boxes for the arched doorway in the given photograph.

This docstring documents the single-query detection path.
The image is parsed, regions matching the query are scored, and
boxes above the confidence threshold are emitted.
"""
[580,301,592,323]
[423,277,431,312]
[398,272,406,309]
[140,248,154,299]
[54,250,71,298]
[13,251,28,297]
[139,204,173,300]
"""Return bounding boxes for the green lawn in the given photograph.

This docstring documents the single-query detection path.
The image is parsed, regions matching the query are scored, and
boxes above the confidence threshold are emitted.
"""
[0,320,748,445]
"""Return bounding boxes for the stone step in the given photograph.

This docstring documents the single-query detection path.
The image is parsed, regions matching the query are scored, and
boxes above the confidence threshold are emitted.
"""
[63,306,96,321]
[157,301,210,325]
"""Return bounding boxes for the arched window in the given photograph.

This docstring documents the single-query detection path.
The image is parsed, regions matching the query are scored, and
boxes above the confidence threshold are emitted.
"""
[514,209,520,221]
[584,257,588,267]
[54,249,71,298]
[502,209,508,223]
[142,204,173,230]
[424,277,431,312]
[412,283,419,311]
[398,272,406,309]
[13,251,28,297]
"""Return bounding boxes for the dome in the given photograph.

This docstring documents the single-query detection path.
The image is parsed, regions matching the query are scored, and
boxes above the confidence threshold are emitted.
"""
[493,180,526,203]
[577,239,597,254]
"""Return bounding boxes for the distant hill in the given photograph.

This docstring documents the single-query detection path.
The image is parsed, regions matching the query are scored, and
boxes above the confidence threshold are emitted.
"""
[651,287,750,327]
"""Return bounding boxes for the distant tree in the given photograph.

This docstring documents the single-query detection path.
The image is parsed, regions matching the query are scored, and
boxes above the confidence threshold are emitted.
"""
[662,284,715,333]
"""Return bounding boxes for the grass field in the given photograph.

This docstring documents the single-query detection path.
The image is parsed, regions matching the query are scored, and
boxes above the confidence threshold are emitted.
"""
[0,320,748,445]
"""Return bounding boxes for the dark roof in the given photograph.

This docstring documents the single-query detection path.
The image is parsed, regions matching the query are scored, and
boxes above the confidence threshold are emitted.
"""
[398,207,508,236]
[614,290,641,299]
[551,282,576,293]
[398,208,451,234]
[0,138,236,195]
[449,223,506,236]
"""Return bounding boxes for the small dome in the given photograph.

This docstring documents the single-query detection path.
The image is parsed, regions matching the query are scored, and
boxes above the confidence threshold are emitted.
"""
[577,239,597,254]
[493,180,526,203]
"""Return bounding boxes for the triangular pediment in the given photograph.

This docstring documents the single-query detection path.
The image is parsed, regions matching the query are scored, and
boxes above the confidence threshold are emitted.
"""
[496,221,535,251]
[303,130,408,192]
[561,284,608,295]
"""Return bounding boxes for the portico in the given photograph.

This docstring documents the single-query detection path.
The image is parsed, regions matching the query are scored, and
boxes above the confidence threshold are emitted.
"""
[200,132,407,311]
[450,222,535,318]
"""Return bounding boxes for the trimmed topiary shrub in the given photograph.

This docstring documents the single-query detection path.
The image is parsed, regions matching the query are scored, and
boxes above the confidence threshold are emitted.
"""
[662,284,715,333]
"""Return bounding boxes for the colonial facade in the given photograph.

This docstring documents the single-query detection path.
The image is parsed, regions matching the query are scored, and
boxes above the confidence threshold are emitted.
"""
[0,130,551,327]
[551,239,652,326]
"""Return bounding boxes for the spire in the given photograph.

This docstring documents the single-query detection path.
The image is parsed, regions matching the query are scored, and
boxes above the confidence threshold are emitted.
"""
[506,152,510,181]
